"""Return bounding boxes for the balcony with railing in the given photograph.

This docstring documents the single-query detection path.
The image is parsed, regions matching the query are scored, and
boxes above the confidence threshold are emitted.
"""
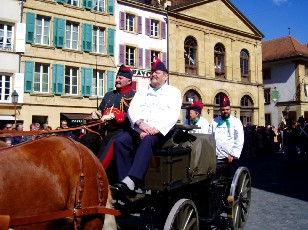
[0,44,14,52]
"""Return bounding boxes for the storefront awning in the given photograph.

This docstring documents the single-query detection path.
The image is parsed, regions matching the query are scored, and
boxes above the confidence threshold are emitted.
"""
[0,115,15,121]
[61,113,92,124]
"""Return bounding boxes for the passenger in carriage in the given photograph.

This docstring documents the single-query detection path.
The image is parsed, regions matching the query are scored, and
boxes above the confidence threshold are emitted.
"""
[113,57,182,196]
[91,64,135,124]
[208,96,244,177]
[88,65,136,170]
[185,100,210,134]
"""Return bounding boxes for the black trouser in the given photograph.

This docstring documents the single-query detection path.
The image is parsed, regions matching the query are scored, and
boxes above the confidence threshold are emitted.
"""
[217,157,239,178]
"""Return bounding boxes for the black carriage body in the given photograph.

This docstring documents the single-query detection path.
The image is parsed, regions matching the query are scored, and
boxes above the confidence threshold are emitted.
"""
[113,130,251,230]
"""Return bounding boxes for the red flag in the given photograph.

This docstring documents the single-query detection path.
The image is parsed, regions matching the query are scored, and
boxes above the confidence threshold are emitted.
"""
[152,56,160,71]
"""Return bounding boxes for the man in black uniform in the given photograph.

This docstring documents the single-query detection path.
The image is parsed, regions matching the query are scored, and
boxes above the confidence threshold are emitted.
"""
[87,65,135,171]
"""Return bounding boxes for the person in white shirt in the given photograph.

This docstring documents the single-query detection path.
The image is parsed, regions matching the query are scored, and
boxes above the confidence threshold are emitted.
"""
[209,95,244,176]
[186,100,209,134]
[114,57,182,197]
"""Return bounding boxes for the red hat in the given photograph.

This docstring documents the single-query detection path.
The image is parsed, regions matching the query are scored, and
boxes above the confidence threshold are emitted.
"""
[220,95,230,107]
[152,56,168,73]
[190,100,204,113]
[117,65,133,79]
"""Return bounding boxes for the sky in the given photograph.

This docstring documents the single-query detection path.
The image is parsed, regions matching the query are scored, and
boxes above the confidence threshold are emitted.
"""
[230,0,307,44]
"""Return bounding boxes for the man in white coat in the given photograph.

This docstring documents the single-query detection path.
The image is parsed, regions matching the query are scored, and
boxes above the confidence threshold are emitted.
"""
[187,100,209,134]
[114,57,182,197]
[209,95,244,176]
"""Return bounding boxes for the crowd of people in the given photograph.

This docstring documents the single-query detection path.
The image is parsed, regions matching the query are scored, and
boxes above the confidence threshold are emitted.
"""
[1,119,77,146]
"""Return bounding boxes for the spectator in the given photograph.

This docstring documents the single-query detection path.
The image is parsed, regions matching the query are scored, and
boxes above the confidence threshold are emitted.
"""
[12,123,26,145]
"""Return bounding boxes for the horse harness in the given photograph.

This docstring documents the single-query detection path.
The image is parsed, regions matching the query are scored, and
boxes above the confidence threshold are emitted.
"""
[0,136,120,230]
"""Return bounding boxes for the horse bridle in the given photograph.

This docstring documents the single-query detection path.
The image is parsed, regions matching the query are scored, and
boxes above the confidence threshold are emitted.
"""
[0,134,120,229]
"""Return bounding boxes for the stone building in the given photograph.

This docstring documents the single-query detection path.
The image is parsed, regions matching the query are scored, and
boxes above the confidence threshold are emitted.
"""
[263,36,308,127]
[0,0,23,128]
[5,0,116,129]
[168,0,265,125]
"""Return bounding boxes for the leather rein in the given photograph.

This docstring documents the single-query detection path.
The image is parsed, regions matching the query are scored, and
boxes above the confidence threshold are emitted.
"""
[0,120,104,138]
[0,123,120,229]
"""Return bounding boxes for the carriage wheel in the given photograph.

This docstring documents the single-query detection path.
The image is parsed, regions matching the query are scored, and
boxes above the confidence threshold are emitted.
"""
[227,167,251,230]
[164,199,199,230]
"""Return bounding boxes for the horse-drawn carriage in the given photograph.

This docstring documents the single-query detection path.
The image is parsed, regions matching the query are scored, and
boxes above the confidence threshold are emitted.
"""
[110,125,251,230]
[0,122,251,230]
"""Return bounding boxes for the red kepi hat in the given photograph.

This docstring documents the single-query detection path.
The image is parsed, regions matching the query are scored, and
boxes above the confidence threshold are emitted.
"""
[220,95,230,107]
[190,100,204,114]
[152,56,168,73]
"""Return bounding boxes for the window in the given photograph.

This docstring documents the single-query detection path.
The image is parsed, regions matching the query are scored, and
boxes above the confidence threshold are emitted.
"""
[0,23,13,51]
[241,95,253,107]
[240,50,249,82]
[94,0,105,12]
[67,0,79,6]
[184,37,197,75]
[0,74,11,102]
[92,27,105,53]
[34,63,49,93]
[35,16,50,45]
[65,66,78,95]
[305,65,308,76]
[125,46,136,66]
[150,19,159,37]
[184,90,200,103]
[214,44,225,78]
[151,50,160,64]
[65,22,79,49]
[264,88,270,104]
[263,67,271,80]
[126,14,135,32]
[92,70,104,96]
[265,114,271,126]
[214,93,227,106]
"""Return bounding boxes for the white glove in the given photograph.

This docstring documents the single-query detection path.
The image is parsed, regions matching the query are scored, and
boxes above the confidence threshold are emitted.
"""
[101,113,115,121]
[91,110,102,120]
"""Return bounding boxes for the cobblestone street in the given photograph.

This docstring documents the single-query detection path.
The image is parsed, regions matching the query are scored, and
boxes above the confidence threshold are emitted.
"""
[240,153,308,230]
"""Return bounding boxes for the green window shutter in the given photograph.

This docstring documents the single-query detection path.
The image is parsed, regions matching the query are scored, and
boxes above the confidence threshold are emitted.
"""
[81,67,92,96]
[52,64,64,94]
[24,61,34,92]
[83,0,92,10]
[56,0,66,3]
[107,0,114,15]
[107,28,115,56]
[26,12,35,44]
[82,24,92,52]
[53,18,65,48]
[107,70,114,92]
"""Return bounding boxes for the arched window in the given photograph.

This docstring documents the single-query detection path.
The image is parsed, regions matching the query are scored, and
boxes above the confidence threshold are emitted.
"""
[240,49,250,82]
[183,89,201,103]
[240,95,253,125]
[184,37,197,75]
[240,95,253,107]
[214,43,225,78]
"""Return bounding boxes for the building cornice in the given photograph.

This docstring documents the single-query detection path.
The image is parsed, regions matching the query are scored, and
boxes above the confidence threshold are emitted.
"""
[169,0,264,40]
[118,0,167,15]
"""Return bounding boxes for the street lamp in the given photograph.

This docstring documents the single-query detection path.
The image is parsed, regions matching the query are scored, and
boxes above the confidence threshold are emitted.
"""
[11,90,19,127]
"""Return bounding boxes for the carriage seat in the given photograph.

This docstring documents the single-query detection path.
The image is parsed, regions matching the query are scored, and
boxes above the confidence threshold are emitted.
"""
[154,124,196,156]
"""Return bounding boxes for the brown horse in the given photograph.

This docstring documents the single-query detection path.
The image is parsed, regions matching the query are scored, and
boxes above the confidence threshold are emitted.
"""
[0,136,118,230]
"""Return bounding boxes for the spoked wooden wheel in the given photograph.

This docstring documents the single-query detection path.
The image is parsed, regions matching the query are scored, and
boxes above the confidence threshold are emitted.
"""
[228,167,251,230]
[164,199,199,230]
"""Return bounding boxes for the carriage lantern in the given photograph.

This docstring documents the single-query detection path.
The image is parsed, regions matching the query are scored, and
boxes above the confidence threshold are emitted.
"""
[11,90,19,127]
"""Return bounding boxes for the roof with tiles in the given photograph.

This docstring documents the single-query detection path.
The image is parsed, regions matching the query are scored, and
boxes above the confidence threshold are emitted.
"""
[262,36,308,62]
